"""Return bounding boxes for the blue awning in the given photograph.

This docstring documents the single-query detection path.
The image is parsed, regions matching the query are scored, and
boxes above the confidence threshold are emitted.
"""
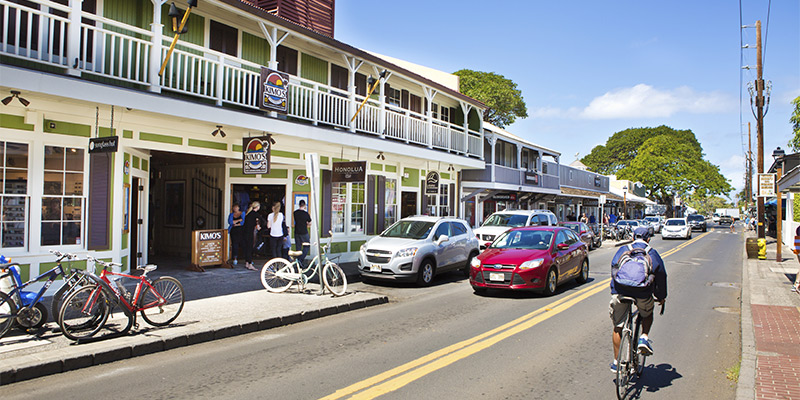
[766,198,777,206]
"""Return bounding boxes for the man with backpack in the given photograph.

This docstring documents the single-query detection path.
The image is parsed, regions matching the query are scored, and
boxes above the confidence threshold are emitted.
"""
[609,227,667,373]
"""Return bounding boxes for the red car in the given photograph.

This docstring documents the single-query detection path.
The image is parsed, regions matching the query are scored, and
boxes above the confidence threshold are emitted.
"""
[469,226,589,295]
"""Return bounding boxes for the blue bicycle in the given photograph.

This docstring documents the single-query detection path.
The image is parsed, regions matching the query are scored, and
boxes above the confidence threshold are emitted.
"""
[0,251,86,337]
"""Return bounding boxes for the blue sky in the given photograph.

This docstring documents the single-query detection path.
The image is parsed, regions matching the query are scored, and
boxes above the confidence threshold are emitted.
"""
[335,0,800,198]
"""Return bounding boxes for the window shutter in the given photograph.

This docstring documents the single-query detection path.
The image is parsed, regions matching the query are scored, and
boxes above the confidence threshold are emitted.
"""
[321,169,332,237]
[367,175,376,235]
[88,153,111,250]
[355,73,367,96]
[377,175,386,232]
[401,89,409,110]
[449,183,455,217]
[421,179,428,213]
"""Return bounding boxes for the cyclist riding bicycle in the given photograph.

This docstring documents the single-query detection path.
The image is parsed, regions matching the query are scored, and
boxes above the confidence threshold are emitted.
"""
[609,227,667,373]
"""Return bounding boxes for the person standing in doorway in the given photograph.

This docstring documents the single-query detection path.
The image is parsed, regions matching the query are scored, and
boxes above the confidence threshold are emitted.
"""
[293,199,312,268]
[242,201,266,271]
[267,201,287,260]
[227,204,243,266]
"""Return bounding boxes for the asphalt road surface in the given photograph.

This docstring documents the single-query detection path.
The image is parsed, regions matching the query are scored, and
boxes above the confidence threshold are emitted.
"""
[3,225,742,400]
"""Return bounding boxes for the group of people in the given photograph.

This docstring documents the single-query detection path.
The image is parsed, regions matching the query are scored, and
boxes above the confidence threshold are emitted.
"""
[227,200,312,271]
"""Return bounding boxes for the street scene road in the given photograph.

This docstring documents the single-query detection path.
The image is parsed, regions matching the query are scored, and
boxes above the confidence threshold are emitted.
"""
[3,225,742,399]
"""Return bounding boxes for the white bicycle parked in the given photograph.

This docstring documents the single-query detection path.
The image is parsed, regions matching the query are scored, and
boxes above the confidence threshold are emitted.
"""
[260,235,347,296]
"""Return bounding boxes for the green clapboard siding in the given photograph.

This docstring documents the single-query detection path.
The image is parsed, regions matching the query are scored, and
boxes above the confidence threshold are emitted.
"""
[272,150,301,159]
[188,138,227,151]
[44,120,91,137]
[241,32,270,69]
[293,169,307,191]
[132,156,140,169]
[300,53,328,84]
[104,0,153,30]
[350,241,366,252]
[232,145,243,152]
[385,165,397,173]
[402,168,419,187]
[123,130,134,139]
[229,167,254,178]
[161,4,205,47]
[370,163,382,172]
[0,114,34,131]
[98,127,117,137]
[330,241,347,254]
[142,159,149,172]
[140,132,182,145]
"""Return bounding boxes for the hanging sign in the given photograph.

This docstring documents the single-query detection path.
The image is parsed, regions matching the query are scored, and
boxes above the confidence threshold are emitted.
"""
[242,136,271,175]
[88,136,119,153]
[425,171,440,194]
[524,173,539,185]
[259,67,290,114]
[758,173,776,197]
[332,161,366,182]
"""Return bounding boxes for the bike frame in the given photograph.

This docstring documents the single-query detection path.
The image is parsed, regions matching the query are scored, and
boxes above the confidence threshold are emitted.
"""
[95,268,165,313]
[1,253,78,308]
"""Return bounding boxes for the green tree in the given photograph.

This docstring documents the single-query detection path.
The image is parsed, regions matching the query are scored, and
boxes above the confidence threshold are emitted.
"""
[582,126,732,216]
[684,194,732,216]
[454,69,527,128]
[788,96,800,151]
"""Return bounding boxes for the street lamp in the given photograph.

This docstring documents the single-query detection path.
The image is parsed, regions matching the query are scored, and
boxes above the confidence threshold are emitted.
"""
[773,146,785,262]
[622,185,628,219]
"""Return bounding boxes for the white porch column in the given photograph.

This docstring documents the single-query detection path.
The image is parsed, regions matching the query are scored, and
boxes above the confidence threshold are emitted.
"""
[423,87,437,149]
[486,133,497,182]
[343,55,363,133]
[148,0,167,92]
[478,109,485,159]
[66,0,83,76]
[460,102,472,155]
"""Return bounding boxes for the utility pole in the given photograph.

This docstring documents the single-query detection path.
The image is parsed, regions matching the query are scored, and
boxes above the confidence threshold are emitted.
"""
[748,122,752,208]
[755,20,766,239]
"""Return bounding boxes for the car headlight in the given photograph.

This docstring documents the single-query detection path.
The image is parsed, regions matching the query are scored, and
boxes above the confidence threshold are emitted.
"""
[360,243,367,253]
[519,258,545,270]
[470,257,481,268]
[396,247,418,258]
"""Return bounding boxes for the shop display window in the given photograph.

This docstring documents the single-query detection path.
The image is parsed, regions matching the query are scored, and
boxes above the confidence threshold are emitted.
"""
[1,141,28,248]
[41,145,84,246]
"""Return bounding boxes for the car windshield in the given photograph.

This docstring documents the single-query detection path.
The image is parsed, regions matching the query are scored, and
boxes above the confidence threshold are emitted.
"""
[666,220,686,226]
[617,220,638,226]
[381,220,435,239]
[482,214,529,227]
[490,230,553,250]
[645,217,659,222]
[687,215,704,221]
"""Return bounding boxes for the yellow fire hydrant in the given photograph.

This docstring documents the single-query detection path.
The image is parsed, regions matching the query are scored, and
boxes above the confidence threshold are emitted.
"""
[757,238,767,260]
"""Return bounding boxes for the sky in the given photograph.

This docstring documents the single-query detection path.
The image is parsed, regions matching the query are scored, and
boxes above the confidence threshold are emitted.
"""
[334,0,800,200]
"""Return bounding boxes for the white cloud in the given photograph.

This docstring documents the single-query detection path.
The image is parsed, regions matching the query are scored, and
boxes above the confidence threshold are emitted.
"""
[530,84,736,120]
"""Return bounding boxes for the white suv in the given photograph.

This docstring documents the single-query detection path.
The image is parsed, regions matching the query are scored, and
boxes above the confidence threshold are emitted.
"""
[359,216,480,286]
[473,210,558,249]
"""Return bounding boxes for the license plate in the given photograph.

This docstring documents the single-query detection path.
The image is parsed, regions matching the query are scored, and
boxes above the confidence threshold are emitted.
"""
[370,264,382,272]
[489,272,505,282]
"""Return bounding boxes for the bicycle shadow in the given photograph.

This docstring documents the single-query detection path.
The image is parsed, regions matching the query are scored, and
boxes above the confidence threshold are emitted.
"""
[620,363,683,399]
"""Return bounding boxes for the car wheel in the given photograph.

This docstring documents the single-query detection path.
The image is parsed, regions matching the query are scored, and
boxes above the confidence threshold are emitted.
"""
[417,259,435,286]
[576,259,589,284]
[543,268,558,296]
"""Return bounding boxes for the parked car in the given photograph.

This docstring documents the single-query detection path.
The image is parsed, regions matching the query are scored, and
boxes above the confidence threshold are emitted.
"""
[469,226,589,295]
[559,221,602,250]
[712,213,720,223]
[473,210,558,249]
[661,218,692,239]
[359,216,480,286]
[718,215,734,225]
[687,214,707,232]
[643,216,662,233]
[637,220,656,236]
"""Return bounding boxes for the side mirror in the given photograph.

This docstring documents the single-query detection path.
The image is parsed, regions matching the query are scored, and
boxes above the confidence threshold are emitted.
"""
[556,243,569,250]
[437,235,450,244]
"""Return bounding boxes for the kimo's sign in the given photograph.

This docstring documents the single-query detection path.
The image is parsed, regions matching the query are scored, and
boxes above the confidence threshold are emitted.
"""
[242,136,271,175]
[259,67,289,114]
[332,161,366,182]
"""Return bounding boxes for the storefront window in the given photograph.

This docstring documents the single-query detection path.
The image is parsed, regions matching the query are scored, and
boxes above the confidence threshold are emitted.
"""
[332,183,346,233]
[426,194,436,216]
[332,182,366,234]
[1,142,29,248]
[42,146,84,246]
[385,178,397,226]
[350,183,365,234]
[439,184,449,216]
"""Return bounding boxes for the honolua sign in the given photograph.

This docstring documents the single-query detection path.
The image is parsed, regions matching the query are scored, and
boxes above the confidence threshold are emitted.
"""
[332,161,366,182]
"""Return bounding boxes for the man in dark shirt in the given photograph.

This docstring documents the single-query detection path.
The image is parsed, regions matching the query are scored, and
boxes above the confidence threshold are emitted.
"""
[293,200,312,268]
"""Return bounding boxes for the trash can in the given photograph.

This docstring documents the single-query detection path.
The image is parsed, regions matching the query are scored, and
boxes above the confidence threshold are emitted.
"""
[745,237,759,259]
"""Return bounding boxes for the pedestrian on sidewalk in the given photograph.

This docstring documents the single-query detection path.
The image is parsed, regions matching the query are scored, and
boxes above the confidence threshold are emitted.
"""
[293,199,312,268]
[243,201,267,271]
[227,204,243,266]
[267,201,288,261]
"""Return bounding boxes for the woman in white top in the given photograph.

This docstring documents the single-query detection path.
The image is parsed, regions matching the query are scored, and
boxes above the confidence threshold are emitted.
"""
[267,201,286,259]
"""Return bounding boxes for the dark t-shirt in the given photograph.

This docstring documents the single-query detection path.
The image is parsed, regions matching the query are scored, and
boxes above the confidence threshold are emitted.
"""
[293,208,312,235]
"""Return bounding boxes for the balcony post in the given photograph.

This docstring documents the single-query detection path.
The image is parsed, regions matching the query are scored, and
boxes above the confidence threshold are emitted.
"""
[215,54,224,106]
[260,23,289,118]
[374,66,392,138]
[423,87,436,149]
[460,102,472,155]
[342,55,362,133]
[66,0,82,76]
[487,132,497,182]
[148,1,167,92]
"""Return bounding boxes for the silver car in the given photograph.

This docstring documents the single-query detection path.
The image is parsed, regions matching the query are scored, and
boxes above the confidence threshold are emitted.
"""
[644,216,662,233]
[359,216,480,286]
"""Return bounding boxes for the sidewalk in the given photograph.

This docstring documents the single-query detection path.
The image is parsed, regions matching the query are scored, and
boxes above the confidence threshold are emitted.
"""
[0,260,386,385]
[738,234,800,400]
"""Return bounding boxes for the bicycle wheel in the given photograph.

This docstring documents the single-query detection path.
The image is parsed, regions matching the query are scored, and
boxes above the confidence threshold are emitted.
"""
[140,277,185,326]
[0,291,18,338]
[616,328,633,400]
[59,285,110,341]
[51,273,88,325]
[322,262,347,296]
[634,317,646,377]
[261,258,296,293]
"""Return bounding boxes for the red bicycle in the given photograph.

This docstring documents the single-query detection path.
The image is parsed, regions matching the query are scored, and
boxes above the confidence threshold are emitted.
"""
[58,257,185,341]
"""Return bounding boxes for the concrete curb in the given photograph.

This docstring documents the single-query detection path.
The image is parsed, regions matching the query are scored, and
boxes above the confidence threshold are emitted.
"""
[0,295,388,385]
[736,235,756,400]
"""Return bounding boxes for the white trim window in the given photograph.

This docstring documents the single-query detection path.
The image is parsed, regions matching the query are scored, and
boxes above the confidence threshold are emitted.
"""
[439,183,449,216]
[1,141,29,249]
[384,178,397,226]
[332,182,366,234]
[41,145,85,246]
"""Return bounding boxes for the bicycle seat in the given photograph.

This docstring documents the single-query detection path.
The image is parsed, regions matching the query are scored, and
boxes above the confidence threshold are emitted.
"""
[137,264,158,272]
[287,250,303,257]
[618,296,638,303]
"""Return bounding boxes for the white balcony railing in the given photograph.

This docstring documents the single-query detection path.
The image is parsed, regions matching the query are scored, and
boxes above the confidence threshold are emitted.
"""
[0,0,482,158]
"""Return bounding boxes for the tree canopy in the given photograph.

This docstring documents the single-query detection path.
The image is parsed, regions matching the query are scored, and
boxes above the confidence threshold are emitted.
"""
[581,126,732,216]
[788,96,800,151]
[684,195,732,216]
[454,69,527,128]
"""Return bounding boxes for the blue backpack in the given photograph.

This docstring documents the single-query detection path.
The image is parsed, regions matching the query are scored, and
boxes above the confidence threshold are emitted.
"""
[613,243,655,294]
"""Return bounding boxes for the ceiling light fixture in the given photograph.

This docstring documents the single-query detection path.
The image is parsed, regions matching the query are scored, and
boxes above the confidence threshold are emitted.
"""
[1,91,30,107]
[376,151,385,160]
[212,125,226,137]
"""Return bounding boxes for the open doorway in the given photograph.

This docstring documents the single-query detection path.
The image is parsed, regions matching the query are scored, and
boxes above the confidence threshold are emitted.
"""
[231,184,287,260]
[401,191,417,219]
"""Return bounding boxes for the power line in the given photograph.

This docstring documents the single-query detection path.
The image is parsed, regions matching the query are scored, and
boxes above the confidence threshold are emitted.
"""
[763,0,771,69]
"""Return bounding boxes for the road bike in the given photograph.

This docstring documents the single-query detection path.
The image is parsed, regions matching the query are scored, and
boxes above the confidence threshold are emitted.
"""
[0,251,89,337]
[58,257,185,341]
[615,296,664,400]
[260,235,347,296]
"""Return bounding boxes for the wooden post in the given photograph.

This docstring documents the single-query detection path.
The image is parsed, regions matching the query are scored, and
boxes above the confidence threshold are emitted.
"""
[777,162,783,262]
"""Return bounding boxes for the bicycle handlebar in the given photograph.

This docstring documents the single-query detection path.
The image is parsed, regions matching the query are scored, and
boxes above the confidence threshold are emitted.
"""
[49,250,77,260]
[86,256,123,269]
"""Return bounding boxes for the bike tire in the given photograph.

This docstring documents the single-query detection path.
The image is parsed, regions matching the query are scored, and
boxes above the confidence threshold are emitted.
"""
[0,291,18,338]
[59,285,110,341]
[140,277,185,326]
[634,317,646,377]
[51,272,91,323]
[16,302,48,330]
[616,328,633,400]
[261,258,296,293]
[322,262,347,296]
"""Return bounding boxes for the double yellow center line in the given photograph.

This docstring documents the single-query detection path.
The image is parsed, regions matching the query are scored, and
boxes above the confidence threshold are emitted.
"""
[321,230,714,399]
